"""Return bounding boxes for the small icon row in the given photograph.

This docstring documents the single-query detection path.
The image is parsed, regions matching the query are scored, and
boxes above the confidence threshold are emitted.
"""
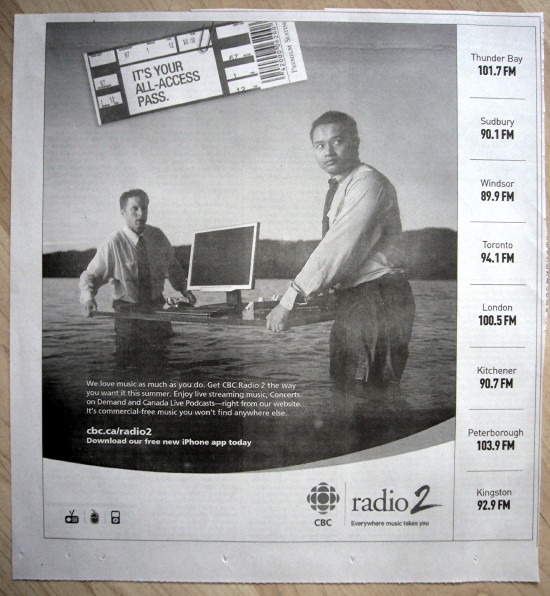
[64,509,120,525]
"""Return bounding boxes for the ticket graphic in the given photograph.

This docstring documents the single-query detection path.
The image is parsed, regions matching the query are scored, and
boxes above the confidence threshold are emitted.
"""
[84,21,307,125]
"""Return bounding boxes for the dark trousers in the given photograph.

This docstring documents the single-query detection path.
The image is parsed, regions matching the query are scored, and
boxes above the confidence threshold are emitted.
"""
[113,299,173,347]
[330,274,415,385]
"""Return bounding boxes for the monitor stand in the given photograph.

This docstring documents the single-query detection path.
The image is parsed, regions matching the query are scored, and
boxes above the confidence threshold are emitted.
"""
[226,290,242,308]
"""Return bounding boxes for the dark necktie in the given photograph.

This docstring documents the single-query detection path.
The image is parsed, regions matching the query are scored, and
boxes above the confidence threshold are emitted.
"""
[136,236,152,304]
[322,178,338,237]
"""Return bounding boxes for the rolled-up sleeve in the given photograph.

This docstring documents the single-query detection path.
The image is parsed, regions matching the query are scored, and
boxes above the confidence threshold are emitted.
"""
[79,242,112,304]
[292,175,386,298]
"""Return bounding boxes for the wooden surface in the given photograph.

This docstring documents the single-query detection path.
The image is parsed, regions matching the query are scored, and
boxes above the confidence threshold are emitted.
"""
[92,304,336,325]
[1,1,548,593]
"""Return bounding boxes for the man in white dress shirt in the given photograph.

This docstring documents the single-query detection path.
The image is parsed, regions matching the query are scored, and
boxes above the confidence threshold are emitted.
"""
[79,189,195,342]
[267,111,415,385]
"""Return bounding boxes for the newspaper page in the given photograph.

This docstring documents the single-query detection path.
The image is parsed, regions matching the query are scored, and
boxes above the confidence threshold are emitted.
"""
[10,9,545,582]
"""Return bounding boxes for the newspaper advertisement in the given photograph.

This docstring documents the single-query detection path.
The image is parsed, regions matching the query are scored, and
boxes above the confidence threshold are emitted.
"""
[10,9,545,582]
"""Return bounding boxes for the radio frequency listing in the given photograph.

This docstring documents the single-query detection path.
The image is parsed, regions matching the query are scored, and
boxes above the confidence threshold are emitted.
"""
[480,128,514,140]
[480,190,515,201]
[479,377,514,389]
[478,314,517,326]
[481,252,515,263]
[477,439,516,451]
[478,499,512,511]
[477,65,517,76]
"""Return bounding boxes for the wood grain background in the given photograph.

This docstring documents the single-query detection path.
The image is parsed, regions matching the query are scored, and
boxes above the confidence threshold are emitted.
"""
[1,1,548,594]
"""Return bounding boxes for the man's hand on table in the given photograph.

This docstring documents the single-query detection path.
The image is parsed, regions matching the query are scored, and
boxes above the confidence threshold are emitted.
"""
[181,290,197,305]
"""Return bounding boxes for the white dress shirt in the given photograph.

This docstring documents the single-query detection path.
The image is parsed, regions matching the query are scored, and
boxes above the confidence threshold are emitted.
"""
[79,224,187,304]
[280,163,402,310]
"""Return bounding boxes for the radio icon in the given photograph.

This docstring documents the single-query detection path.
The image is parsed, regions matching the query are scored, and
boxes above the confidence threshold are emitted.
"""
[64,510,79,524]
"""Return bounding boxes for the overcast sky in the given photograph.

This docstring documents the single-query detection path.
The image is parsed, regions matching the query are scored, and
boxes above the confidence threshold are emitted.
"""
[43,20,457,253]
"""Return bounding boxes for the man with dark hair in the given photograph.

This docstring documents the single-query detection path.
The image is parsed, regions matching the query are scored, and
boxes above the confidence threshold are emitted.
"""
[79,189,195,340]
[267,111,415,385]
[309,110,358,142]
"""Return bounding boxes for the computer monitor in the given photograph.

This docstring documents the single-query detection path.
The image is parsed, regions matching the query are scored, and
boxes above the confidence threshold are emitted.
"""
[187,222,260,305]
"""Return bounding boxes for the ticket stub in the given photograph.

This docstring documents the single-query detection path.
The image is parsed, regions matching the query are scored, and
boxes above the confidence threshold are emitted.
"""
[84,21,307,124]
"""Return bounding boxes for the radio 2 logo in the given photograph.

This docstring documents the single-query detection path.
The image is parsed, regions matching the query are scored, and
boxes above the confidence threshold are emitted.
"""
[351,485,441,514]
[307,483,441,527]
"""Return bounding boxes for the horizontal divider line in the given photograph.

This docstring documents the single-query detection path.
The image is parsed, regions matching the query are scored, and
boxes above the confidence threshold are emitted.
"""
[467,470,523,473]
[470,96,525,100]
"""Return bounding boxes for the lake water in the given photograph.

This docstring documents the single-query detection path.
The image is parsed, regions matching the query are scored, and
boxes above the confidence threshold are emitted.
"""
[43,278,456,472]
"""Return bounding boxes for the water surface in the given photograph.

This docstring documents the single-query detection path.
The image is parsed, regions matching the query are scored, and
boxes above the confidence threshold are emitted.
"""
[43,278,456,472]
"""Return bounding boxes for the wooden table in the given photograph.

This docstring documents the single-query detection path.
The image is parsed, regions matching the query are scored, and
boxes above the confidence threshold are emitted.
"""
[1,1,549,594]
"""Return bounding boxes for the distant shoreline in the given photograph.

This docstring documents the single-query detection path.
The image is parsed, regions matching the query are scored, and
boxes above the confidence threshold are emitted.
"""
[43,227,457,281]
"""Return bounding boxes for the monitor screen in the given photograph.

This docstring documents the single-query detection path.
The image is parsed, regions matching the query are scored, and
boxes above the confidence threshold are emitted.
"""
[187,222,260,291]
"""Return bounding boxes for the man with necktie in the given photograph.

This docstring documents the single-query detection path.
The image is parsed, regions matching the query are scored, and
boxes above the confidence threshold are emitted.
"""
[79,189,195,343]
[267,111,415,386]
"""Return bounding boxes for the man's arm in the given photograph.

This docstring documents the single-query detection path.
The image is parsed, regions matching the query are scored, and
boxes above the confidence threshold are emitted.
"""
[79,242,112,317]
[165,242,196,304]
[295,174,385,295]
[266,302,292,333]
[266,174,387,332]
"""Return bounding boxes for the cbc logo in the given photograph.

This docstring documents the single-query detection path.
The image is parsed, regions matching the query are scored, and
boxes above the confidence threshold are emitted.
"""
[307,483,340,526]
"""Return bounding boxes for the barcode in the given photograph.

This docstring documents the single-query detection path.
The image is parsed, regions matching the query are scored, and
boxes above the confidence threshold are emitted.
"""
[249,22,286,84]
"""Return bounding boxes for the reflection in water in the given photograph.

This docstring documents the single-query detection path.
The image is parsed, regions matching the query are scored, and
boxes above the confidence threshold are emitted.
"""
[114,338,171,373]
[43,279,456,472]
